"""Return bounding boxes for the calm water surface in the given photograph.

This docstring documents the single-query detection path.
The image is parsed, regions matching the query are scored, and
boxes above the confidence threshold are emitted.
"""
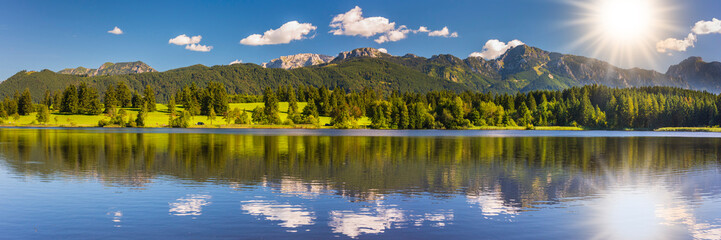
[0,128,720,239]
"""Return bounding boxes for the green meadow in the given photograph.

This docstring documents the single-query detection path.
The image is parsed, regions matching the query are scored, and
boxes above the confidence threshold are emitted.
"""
[2,102,372,128]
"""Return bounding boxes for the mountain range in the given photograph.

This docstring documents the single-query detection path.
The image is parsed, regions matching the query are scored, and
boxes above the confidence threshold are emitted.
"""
[1,45,720,102]
[58,61,157,77]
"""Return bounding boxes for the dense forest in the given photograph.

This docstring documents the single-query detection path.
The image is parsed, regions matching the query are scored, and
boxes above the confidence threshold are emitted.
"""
[2,79,719,129]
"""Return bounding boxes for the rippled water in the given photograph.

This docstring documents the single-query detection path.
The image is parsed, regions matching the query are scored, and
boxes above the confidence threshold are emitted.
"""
[0,128,720,239]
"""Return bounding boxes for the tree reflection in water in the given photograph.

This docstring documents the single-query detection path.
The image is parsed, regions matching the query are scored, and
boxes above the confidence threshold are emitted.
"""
[1,128,720,238]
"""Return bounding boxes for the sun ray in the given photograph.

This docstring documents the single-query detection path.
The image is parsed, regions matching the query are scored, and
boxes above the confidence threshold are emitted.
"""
[564,0,680,69]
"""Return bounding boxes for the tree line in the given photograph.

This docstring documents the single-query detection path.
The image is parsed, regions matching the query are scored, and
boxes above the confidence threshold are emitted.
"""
[2,80,720,129]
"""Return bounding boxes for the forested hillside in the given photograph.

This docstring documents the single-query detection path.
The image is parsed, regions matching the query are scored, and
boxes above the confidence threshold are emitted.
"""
[1,46,719,103]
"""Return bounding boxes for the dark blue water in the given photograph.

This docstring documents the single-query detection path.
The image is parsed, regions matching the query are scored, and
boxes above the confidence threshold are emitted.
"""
[0,128,719,239]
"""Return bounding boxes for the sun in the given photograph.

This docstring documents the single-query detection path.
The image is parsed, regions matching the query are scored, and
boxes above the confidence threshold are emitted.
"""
[598,0,652,41]
[566,0,678,68]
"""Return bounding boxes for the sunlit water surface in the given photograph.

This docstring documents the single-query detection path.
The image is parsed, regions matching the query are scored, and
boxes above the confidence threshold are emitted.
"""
[0,128,720,239]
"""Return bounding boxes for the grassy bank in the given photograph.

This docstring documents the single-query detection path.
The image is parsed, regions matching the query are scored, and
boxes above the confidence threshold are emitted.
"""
[0,102,374,128]
[654,127,721,132]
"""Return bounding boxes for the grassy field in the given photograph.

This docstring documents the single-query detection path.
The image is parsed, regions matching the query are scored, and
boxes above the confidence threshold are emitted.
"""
[654,127,721,132]
[0,102,373,128]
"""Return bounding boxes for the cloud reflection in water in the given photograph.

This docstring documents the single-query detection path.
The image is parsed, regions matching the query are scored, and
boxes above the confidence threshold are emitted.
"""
[241,200,315,229]
[169,194,212,216]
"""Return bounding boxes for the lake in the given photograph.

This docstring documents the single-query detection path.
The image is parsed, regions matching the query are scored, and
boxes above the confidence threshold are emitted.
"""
[1,128,720,239]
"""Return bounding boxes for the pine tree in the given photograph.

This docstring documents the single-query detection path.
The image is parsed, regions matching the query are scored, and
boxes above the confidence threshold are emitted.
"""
[167,97,176,116]
[60,85,79,114]
[104,84,117,113]
[136,108,147,127]
[288,86,298,116]
[263,87,280,124]
[116,81,133,107]
[84,87,103,115]
[301,98,319,118]
[17,88,33,115]
[131,91,142,108]
[43,90,53,108]
[143,85,156,112]
[36,104,50,124]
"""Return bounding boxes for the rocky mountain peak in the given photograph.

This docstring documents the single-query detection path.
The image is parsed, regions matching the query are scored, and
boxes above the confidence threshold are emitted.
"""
[666,56,721,92]
[58,61,156,77]
[332,48,390,62]
[262,53,334,70]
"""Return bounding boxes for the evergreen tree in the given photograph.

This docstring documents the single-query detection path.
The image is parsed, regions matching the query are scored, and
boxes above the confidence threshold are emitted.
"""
[104,84,117,113]
[43,90,53,108]
[331,103,353,129]
[77,83,91,113]
[288,86,298,116]
[3,97,17,115]
[36,104,50,124]
[131,91,142,108]
[251,106,265,124]
[115,81,133,107]
[302,98,319,118]
[143,85,156,112]
[52,91,62,110]
[263,87,280,124]
[17,88,33,115]
[517,102,533,126]
[167,97,176,116]
[60,85,79,114]
[370,100,392,129]
[136,108,147,127]
[391,98,409,129]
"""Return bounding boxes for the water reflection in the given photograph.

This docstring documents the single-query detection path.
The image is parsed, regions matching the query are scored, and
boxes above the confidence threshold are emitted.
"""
[241,200,315,229]
[0,129,720,239]
[169,194,212,216]
[329,203,406,238]
[467,189,519,220]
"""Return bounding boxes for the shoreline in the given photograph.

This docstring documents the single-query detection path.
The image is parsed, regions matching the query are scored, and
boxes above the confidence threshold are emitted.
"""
[0,124,719,133]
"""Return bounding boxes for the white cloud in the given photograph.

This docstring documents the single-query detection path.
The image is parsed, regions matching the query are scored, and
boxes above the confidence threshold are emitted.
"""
[330,6,396,37]
[374,27,410,43]
[169,34,202,45]
[240,21,316,46]
[229,59,243,65]
[692,18,721,35]
[185,44,213,52]
[107,26,123,35]
[469,39,525,60]
[428,27,458,38]
[656,33,696,53]
[330,6,458,44]
[169,34,212,52]
[378,48,388,53]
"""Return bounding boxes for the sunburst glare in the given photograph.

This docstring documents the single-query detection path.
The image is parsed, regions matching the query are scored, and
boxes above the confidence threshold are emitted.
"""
[566,0,680,69]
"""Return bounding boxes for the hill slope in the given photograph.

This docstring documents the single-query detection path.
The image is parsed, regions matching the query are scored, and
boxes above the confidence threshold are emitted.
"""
[1,46,719,102]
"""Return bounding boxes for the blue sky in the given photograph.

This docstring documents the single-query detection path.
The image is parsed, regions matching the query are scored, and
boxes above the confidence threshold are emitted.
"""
[1,0,720,80]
